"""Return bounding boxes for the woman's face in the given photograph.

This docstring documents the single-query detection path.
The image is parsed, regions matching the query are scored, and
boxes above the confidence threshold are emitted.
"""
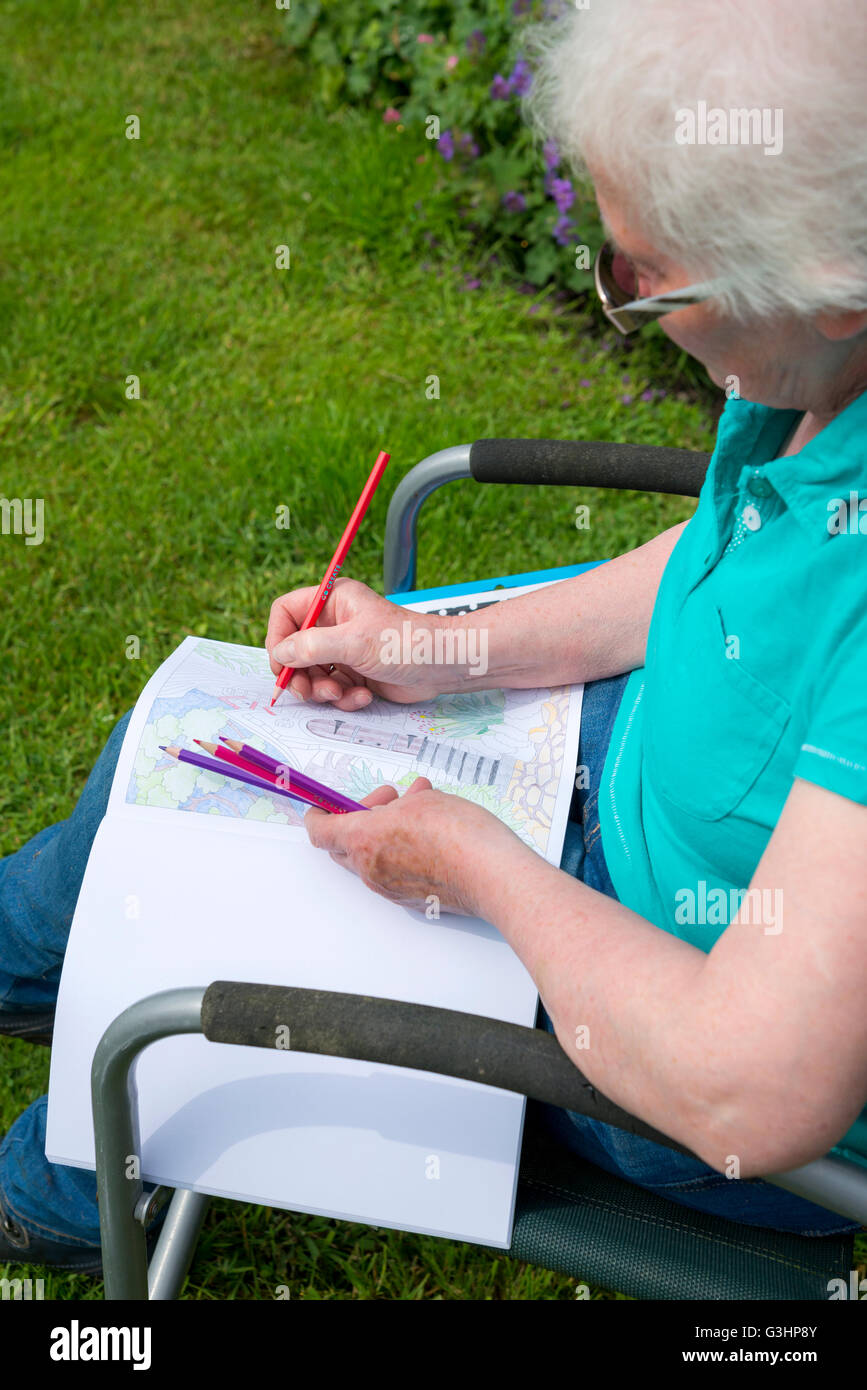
[592,180,857,414]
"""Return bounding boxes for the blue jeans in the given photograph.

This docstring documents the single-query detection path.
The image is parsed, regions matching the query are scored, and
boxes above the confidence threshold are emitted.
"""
[0,710,135,1248]
[0,692,858,1245]
[542,672,859,1237]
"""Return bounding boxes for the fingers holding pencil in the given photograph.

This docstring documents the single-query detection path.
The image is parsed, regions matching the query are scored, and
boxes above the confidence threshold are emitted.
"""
[266,578,369,707]
[269,449,390,708]
[265,576,449,708]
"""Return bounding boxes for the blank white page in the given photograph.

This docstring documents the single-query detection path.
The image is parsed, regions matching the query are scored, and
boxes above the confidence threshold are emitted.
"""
[46,810,539,1246]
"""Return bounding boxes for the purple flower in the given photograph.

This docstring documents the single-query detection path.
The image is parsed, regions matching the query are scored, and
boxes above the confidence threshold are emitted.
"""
[458,132,480,159]
[548,177,574,214]
[462,275,482,290]
[621,394,634,405]
[579,378,592,388]
[502,190,527,212]
[552,215,575,246]
[641,389,655,402]
[490,73,511,100]
[512,0,532,14]
[543,140,560,171]
[438,129,455,161]
[467,29,486,56]
[508,59,532,96]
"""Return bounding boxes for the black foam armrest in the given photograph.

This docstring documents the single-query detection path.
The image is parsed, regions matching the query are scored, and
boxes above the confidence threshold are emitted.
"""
[469,438,710,497]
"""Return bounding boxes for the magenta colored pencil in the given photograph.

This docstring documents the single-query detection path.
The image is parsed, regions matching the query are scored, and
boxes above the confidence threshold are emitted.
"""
[219,738,367,814]
[160,745,365,815]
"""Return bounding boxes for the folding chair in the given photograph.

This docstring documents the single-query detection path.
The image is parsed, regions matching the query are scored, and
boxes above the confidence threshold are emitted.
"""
[91,440,867,1300]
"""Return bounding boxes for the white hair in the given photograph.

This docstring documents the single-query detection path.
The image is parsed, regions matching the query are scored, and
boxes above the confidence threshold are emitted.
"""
[522,0,867,321]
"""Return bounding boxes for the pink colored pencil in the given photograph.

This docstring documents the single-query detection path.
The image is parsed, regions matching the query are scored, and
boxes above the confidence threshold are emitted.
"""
[160,744,359,816]
[194,740,353,815]
[219,737,367,814]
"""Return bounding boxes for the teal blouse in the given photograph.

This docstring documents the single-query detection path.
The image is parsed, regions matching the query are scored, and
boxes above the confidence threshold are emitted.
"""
[597,387,867,1167]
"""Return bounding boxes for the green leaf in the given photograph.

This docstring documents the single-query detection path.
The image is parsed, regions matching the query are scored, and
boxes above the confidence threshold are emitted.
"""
[285,0,323,49]
[522,239,562,286]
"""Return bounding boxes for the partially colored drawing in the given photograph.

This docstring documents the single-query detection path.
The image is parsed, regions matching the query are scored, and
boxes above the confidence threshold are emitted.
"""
[127,638,574,852]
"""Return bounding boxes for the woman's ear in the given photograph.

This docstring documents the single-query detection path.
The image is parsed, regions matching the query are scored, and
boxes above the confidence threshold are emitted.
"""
[814,308,867,341]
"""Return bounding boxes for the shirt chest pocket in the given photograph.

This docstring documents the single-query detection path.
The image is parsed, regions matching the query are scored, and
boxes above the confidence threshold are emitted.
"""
[644,604,792,822]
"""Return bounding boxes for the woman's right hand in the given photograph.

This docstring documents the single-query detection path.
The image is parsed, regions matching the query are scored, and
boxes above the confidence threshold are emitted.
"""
[266,578,452,709]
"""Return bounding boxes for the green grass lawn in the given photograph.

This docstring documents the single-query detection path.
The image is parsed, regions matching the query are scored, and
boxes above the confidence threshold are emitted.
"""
[3,0,859,1300]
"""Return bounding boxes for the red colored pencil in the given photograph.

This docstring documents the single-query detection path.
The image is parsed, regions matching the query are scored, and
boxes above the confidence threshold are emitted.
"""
[193,740,349,814]
[270,449,390,707]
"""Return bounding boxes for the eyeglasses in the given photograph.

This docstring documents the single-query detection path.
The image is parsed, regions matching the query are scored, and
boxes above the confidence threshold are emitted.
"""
[594,240,722,335]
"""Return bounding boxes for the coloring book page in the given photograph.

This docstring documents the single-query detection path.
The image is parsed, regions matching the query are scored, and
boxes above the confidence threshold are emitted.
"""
[113,582,582,862]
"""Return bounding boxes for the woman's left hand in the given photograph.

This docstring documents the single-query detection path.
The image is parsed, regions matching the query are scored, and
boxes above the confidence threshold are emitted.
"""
[302,778,524,917]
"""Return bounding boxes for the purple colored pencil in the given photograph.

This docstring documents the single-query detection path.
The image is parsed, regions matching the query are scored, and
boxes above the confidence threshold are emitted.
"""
[159,745,366,815]
[220,738,368,814]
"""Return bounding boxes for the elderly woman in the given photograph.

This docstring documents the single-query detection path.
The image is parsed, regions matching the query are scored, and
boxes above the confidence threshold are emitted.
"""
[1,0,865,1270]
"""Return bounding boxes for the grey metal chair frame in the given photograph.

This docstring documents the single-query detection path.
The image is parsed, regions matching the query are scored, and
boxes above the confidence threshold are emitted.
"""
[91,441,867,1300]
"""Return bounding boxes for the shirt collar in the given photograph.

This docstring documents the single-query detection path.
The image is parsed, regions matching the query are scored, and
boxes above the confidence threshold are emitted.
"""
[713,389,867,544]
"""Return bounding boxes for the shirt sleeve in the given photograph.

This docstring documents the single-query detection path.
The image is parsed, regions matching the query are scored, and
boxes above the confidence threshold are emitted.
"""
[793,614,867,805]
